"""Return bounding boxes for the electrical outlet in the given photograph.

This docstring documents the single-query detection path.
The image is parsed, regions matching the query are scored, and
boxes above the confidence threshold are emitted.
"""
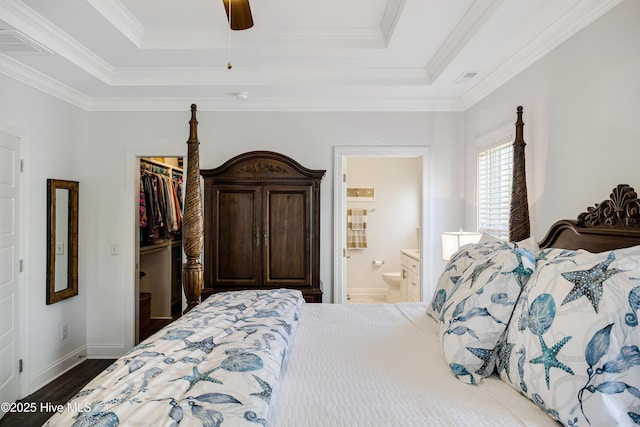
[61,324,68,340]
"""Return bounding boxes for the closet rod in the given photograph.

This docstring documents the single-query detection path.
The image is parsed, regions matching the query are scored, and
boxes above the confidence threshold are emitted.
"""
[140,158,183,176]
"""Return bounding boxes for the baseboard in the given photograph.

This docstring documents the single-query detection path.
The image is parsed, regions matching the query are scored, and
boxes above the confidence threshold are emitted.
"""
[346,287,387,297]
[86,343,128,359]
[28,345,87,395]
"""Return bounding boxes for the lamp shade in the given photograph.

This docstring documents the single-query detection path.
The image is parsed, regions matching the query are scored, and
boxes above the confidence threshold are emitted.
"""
[441,231,482,261]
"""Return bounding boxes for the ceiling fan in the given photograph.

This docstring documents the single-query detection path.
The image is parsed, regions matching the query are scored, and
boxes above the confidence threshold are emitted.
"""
[222,0,254,30]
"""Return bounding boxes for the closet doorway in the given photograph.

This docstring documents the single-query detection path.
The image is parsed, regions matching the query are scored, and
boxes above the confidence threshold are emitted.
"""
[136,156,184,343]
[333,146,430,304]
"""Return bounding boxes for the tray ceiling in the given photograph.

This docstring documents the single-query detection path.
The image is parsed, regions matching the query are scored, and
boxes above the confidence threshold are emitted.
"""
[0,0,622,111]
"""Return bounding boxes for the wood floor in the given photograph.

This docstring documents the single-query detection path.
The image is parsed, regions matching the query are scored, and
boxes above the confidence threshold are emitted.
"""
[0,318,174,426]
[0,359,115,426]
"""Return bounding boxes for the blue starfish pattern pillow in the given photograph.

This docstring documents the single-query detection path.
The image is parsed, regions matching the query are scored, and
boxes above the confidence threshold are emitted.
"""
[427,234,505,320]
[498,246,640,425]
[438,243,535,384]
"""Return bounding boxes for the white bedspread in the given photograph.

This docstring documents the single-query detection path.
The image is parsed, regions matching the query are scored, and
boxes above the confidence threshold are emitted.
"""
[269,302,559,426]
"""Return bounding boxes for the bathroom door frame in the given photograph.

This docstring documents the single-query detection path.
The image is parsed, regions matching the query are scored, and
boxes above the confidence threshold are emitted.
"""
[333,146,430,304]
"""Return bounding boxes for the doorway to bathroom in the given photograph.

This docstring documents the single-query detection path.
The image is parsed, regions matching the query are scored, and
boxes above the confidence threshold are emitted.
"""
[333,146,430,304]
[345,157,420,303]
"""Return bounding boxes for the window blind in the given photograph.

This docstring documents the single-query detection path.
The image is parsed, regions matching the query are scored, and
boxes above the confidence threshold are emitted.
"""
[477,142,512,240]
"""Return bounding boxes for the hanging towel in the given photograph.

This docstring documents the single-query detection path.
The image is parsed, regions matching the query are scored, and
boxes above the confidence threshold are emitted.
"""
[347,208,368,249]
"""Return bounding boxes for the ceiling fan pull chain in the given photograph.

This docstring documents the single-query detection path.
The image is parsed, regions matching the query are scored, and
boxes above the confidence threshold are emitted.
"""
[227,0,232,69]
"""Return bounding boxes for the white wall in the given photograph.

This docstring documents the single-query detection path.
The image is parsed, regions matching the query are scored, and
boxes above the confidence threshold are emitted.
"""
[85,111,464,356]
[0,75,88,394]
[463,0,640,239]
[346,157,420,298]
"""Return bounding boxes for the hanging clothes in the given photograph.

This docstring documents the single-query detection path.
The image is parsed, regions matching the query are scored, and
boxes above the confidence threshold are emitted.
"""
[139,161,183,245]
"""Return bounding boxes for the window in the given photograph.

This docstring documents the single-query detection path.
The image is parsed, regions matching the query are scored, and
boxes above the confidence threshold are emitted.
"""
[477,141,512,240]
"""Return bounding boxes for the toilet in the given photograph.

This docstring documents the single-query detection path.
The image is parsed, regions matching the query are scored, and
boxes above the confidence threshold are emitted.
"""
[382,272,402,303]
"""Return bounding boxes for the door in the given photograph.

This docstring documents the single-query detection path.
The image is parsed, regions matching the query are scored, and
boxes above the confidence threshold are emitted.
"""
[209,184,262,287]
[207,183,313,290]
[0,130,21,413]
[264,185,311,287]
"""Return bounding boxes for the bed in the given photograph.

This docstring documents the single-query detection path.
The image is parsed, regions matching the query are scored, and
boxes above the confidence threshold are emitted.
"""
[43,107,640,426]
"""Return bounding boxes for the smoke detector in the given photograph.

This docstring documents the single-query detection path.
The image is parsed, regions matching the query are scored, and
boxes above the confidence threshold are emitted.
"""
[234,92,250,100]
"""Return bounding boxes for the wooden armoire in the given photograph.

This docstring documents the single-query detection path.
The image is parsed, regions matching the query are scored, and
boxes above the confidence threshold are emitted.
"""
[201,151,325,303]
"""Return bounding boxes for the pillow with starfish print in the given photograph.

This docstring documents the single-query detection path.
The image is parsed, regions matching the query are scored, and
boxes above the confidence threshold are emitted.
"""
[427,234,506,320]
[497,246,640,426]
[438,242,536,384]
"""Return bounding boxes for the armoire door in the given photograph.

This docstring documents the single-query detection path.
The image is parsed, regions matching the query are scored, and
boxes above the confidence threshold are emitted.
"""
[210,185,262,287]
[263,185,312,287]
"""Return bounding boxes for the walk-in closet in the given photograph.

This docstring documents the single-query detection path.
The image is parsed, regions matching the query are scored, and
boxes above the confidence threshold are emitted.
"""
[138,157,184,341]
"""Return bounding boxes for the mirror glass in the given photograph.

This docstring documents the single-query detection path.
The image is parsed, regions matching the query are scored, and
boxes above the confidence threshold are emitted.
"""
[47,179,79,304]
[54,188,69,292]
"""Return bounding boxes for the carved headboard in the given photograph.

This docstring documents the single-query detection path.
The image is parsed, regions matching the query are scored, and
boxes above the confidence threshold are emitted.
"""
[539,184,640,252]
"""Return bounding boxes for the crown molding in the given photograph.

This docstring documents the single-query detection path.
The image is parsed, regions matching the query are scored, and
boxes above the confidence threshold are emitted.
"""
[0,54,90,109]
[85,96,463,112]
[87,0,144,48]
[0,0,624,114]
[110,66,430,86]
[460,0,623,110]
[0,53,460,112]
[427,0,501,84]
[90,0,393,50]
[140,27,386,50]
[0,0,114,83]
[380,0,406,46]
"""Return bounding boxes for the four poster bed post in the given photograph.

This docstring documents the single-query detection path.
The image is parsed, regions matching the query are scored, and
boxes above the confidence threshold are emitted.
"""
[182,104,204,312]
[509,105,531,242]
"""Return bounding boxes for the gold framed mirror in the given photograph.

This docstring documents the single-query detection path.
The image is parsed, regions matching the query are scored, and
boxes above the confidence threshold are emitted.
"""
[46,179,79,304]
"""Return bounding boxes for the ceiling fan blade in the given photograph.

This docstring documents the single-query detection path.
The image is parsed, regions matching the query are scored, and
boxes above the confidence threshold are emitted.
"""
[222,0,254,30]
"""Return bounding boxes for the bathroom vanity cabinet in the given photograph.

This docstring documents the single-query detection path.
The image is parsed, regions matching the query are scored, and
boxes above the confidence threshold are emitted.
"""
[401,250,421,302]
